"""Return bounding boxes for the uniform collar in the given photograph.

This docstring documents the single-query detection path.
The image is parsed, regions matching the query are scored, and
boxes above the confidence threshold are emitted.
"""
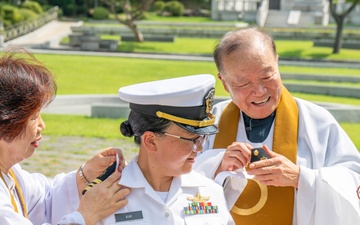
[119,156,205,188]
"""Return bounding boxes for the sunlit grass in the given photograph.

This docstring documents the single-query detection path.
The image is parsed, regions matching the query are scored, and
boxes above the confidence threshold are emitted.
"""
[40,114,360,150]
[34,35,360,150]
[61,34,360,61]
[34,53,360,105]
[41,114,126,139]
[276,40,360,61]
[292,93,360,105]
[115,37,218,55]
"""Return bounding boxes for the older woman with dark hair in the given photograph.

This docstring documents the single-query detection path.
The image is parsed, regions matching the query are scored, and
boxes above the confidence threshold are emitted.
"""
[0,49,130,225]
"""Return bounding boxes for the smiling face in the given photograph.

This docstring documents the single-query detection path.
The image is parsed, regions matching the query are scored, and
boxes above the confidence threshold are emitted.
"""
[0,112,45,171]
[137,122,202,191]
[218,40,283,119]
[155,124,200,177]
[20,112,45,160]
[0,50,56,173]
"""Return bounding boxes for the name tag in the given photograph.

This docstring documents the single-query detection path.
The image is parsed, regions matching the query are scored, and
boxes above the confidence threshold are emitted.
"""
[115,211,143,222]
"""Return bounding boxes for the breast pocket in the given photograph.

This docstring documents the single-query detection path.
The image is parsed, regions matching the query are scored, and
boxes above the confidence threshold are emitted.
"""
[184,214,226,225]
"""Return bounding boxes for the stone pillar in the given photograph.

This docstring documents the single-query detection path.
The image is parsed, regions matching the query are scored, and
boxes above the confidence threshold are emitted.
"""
[211,0,219,20]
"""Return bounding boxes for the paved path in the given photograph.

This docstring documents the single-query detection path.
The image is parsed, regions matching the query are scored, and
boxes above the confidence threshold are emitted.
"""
[4,20,83,49]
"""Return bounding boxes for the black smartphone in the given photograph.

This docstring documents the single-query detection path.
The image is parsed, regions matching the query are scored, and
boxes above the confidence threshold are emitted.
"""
[82,163,117,195]
[250,147,271,163]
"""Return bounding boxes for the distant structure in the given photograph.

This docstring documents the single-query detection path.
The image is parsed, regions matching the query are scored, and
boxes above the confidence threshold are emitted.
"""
[211,0,360,27]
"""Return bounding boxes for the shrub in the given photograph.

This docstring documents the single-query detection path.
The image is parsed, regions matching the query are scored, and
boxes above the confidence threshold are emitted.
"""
[153,1,165,15]
[164,1,184,17]
[92,6,109,20]
[21,1,43,14]
[19,8,38,21]
[63,3,77,17]
[1,5,23,26]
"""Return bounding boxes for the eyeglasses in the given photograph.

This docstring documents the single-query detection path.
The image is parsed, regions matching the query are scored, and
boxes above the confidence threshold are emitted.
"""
[161,132,208,152]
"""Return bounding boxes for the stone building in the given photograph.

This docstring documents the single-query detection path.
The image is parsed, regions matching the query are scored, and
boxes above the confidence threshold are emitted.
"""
[211,0,360,27]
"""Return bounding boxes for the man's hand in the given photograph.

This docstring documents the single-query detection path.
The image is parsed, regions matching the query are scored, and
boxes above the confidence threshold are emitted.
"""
[247,145,300,188]
[215,142,252,176]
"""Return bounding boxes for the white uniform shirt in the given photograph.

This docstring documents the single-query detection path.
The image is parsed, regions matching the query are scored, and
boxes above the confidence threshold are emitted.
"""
[99,156,235,225]
[0,164,85,225]
[194,98,360,225]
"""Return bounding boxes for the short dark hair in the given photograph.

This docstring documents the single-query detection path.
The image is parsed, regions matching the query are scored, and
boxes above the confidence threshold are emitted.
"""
[0,48,57,142]
[213,26,277,74]
[120,111,171,145]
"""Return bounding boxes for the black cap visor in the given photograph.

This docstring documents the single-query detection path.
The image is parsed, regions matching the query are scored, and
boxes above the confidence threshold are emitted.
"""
[175,122,218,135]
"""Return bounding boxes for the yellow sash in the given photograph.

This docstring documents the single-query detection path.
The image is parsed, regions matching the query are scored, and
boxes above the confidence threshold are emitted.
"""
[0,169,28,218]
[214,86,298,225]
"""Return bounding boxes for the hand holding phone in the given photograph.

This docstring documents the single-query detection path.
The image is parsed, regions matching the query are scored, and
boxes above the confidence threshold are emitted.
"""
[250,147,271,163]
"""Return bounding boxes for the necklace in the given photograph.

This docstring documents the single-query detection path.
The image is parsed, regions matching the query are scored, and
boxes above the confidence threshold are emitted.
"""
[246,117,253,131]
[242,111,276,143]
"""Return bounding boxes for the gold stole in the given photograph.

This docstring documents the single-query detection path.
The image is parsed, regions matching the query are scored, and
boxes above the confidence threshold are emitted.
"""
[213,86,298,225]
[0,169,29,218]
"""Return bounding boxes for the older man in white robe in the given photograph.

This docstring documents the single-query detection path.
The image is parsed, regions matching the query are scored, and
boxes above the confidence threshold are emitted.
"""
[194,26,360,225]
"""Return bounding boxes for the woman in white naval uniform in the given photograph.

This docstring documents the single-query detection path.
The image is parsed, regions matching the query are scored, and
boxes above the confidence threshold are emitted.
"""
[99,74,236,225]
[0,49,130,225]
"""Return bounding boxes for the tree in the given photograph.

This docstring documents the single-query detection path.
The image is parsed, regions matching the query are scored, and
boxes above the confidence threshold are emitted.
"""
[100,0,154,42]
[329,0,360,54]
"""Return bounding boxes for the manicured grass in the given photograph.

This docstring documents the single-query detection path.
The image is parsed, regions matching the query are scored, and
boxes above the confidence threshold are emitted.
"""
[40,114,360,150]
[292,93,360,106]
[98,36,360,61]
[33,52,360,150]
[35,54,219,94]
[41,114,126,139]
[285,80,360,87]
[275,40,360,61]
[61,35,360,61]
[280,65,360,76]
[114,37,360,61]
[340,123,360,149]
[35,54,360,99]
[115,37,218,55]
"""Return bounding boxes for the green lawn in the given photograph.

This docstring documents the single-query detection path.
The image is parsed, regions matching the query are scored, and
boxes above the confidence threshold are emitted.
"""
[96,37,360,62]
[62,35,360,62]
[276,40,360,61]
[41,114,360,150]
[36,54,360,97]
[39,26,360,150]
[33,52,360,149]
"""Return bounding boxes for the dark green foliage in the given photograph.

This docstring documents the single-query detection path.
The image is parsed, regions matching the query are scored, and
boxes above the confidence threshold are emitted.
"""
[164,0,184,16]
[47,0,86,16]
[92,6,109,20]
[21,1,43,14]
[154,1,165,15]
[1,4,23,26]
[19,8,39,20]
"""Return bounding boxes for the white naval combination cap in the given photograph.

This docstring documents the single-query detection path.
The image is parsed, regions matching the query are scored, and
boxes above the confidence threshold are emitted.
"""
[118,74,218,135]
